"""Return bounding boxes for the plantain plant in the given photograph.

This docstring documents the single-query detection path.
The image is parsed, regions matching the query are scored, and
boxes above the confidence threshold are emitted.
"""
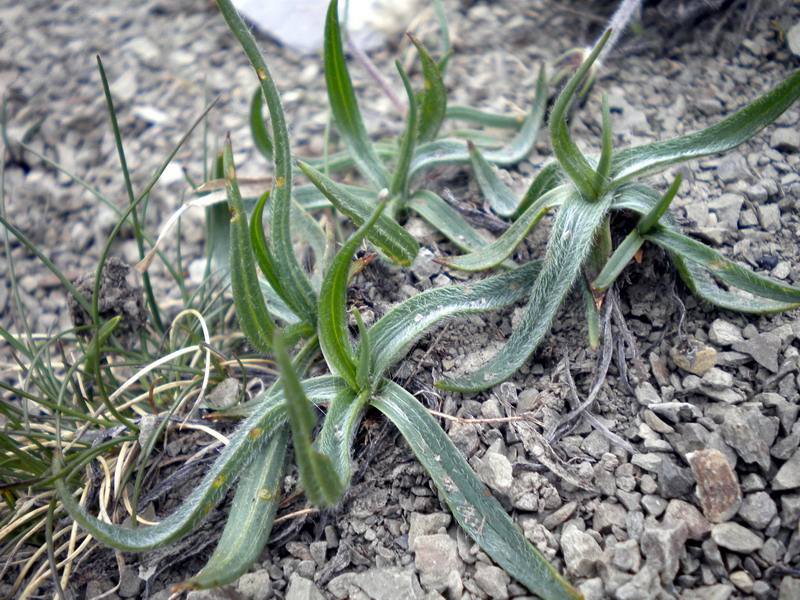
[46,1,580,598]
[434,30,800,392]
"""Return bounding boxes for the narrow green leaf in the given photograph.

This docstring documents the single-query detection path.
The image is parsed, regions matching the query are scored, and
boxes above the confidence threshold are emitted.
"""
[580,276,600,350]
[432,0,451,68]
[218,0,318,327]
[438,189,612,392]
[259,280,301,324]
[408,33,447,142]
[674,256,799,313]
[407,190,491,253]
[274,331,346,507]
[514,162,563,216]
[299,161,419,265]
[436,184,569,272]
[409,66,548,177]
[390,61,418,200]
[354,308,371,390]
[591,228,644,293]
[318,197,387,389]
[324,0,391,189]
[645,226,800,305]
[611,69,800,183]
[225,138,277,353]
[549,30,611,200]
[468,140,519,217]
[445,105,525,129]
[314,387,366,488]
[637,173,682,234]
[592,93,613,191]
[250,190,285,299]
[372,382,580,600]
[249,87,274,162]
[369,259,542,380]
[184,428,287,590]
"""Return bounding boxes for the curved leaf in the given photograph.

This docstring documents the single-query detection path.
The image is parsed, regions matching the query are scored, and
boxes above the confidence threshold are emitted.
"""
[408,33,447,142]
[318,197,387,389]
[610,69,800,183]
[437,184,570,272]
[372,382,580,600]
[390,61,418,200]
[314,387,368,488]
[514,161,563,216]
[249,87,274,162]
[299,161,419,265]
[275,331,347,507]
[407,190,491,253]
[184,428,287,590]
[468,140,519,217]
[549,29,611,200]
[438,190,613,392]
[218,0,317,326]
[225,140,277,352]
[324,0,391,189]
[445,105,525,129]
[369,260,542,380]
[55,376,347,552]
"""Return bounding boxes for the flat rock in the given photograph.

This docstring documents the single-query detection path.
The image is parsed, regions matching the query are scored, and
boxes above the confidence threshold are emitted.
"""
[774,447,800,491]
[687,449,742,523]
[561,523,603,578]
[413,533,464,593]
[408,513,451,551]
[720,407,773,470]
[710,522,764,553]
[680,583,734,600]
[474,451,513,493]
[348,568,424,600]
[286,575,325,600]
[473,564,510,600]
[634,382,661,406]
[732,332,781,372]
[771,128,800,153]
[593,501,627,533]
[738,491,777,530]
[614,563,662,600]
[663,499,712,541]
[640,520,688,584]
[780,576,800,600]
[670,338,717,376]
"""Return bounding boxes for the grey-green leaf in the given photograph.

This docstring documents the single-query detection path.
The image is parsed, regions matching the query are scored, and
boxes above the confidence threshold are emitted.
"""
[184,428,287,590]
[372,382,580,600]
[438,189,612,392]
[369,260,542,380]
[468,140,519,217]
[610,69,800,183]
[408,33,447,142]
[324,0,391,190]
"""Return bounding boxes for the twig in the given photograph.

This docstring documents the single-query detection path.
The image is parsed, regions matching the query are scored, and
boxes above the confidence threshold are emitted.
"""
[345,32,405,115]
[427,408,543,428]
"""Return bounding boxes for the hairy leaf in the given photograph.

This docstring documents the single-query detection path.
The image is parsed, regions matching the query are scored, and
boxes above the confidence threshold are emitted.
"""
[408,33,447,142]
[372,382,580,600]
[468,140,519,217]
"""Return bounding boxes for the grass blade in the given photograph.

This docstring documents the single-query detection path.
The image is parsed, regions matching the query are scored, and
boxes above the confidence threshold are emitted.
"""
[438,189,612,392]
[299,161,418,265]
[611,69,800,183]
[372,382,580,600]
[274,331,347,507]
[324,0,391,190]
[445,105,524,128]
[591,228,644,293]
[436,184,569,271]
[183,428,287,590]
[314,387,366,488]
[369,260,542,380]
[549,30,611,200]
[317,197,387,389]
[515,162,563,216]
[468,140,519,217]
[224,138,277,352]
[592,93,613,191]
[408,33,447,142]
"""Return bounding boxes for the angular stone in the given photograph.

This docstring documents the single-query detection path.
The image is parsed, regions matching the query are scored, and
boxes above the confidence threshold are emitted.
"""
[614,563,662,600]
[640,520,688,584]
[650,401,702,423]
[348,568,423,600]
[687,449,742,523]
[710,522,764,553]
[237,570,272,600]
[286,575,325,600]
[634,381,661,406]
[771,128,800,153]
[680,583,734,600]
[670,338,717,376]
[779,576,800,600]
[593,501,627,533]
[732,332,781,373]
[720,407,772,471]
[611,539,642,573]
[701,368,734,390]
[473,564,509,600]
[656,456,694,499]
[408,513,451,551]
[774,447,800,491]
[663,499,712,541]
[561,523,603,578]
[541,501,578,530]
[709,319,744,346]
[413,533,463,593]
[781,494,800,527]
[738,491,778,530]
[474,451,513,493]
[730,570,754,594]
